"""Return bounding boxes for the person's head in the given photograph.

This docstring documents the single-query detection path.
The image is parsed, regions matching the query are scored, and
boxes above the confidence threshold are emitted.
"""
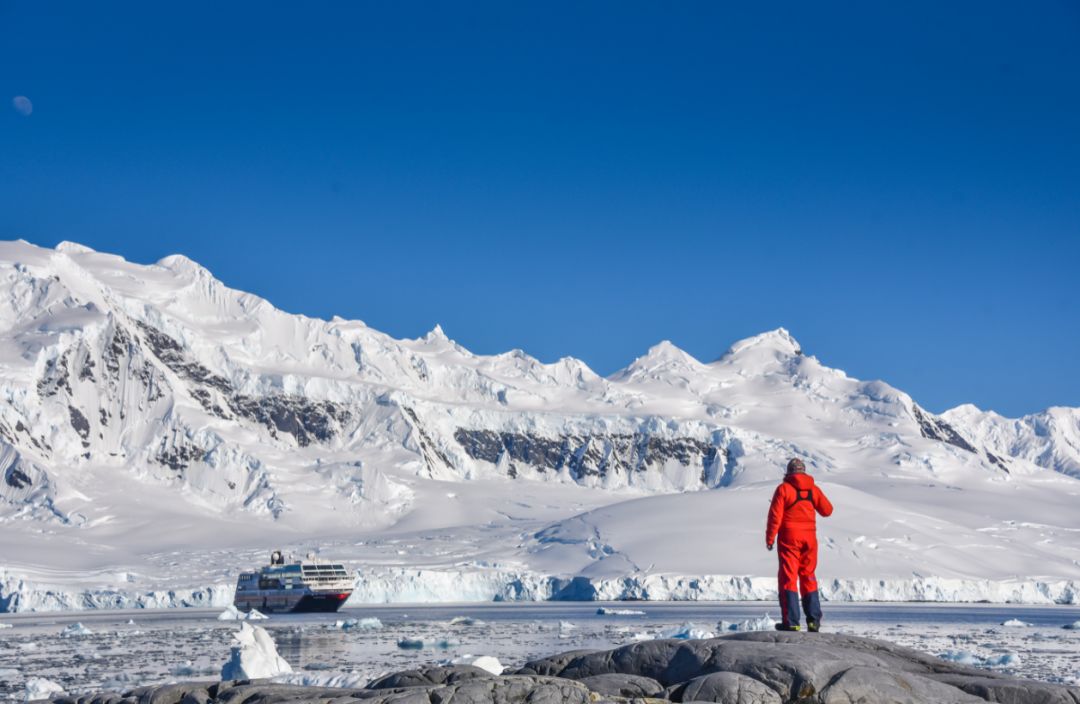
[786,458,806,474]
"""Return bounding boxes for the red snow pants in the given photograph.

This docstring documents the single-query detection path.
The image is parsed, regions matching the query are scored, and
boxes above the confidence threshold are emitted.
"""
[777,531,821,626]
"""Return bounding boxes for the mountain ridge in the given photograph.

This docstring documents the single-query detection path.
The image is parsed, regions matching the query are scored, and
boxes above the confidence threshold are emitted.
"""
[1,239,1078,610]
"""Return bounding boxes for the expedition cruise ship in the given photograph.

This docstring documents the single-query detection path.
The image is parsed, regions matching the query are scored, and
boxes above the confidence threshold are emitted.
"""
[234,551,354,613]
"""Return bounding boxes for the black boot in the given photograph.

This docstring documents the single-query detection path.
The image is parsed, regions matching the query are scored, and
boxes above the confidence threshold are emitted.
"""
[774,623,801,631]
[806,619,820,632]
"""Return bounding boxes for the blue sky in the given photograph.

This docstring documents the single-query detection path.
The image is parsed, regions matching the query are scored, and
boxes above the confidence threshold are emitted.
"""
[2,2,1077,416]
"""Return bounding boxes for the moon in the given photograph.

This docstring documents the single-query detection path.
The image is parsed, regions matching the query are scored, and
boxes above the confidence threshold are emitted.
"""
[12,96,33,116]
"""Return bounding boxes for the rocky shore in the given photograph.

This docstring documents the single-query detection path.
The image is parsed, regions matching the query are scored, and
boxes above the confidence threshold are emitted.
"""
[45,632,1080,704]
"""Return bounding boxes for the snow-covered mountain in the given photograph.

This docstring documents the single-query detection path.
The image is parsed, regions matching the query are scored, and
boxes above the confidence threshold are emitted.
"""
[1,239,1079,611]
[942,404,1080,479]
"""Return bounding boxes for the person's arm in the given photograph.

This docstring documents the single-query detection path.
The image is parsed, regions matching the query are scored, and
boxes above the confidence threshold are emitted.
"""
[814,485,834,517]
[765,485,787,548]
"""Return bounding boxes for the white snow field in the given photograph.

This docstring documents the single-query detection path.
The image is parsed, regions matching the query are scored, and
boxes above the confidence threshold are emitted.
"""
[1,239,1079,610]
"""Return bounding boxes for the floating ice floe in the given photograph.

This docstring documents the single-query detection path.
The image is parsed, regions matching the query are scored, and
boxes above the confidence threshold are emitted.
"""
[1061,621,1080,630]
[170,660,217,677]
[939,650,1022,669]
[1001,618,1030,627]
[220,622,293,680]
[660,622,716,640]
[597,607,645,616]
[271,672,373,688]
[335,617,383,631]
[25,677,64,701]
[59,622,93,637]
[717,613,777,632]
[448,654,504,675]
[449,616,479,626]
[218,605,268,621]
[98,673,138,692]
[395,636,459,650]
[0,623,13,629]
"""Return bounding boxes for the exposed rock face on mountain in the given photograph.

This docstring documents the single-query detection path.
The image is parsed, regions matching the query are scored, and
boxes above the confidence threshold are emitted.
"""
[46,633,1080,704]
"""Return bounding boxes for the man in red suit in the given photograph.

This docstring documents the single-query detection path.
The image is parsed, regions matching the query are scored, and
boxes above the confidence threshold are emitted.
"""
[766,457,834,631]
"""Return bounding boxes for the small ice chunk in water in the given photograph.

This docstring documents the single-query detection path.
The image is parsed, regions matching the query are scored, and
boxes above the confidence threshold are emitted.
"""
[335,617,383,631]
[218,605,244,621]
[596,607,645,616]
[1062,621,1080,630]
[660,622,716,640]
[59,622,93,637]
[1001,619,1030,627]
[218,605,268,621]
[397,638,424,649]
[986,652,1021,667]
[220,623,293,680]
[718,613,776,632]
[0,623,13,629]
[449,616,477,626]
[25,678,64,701]
[272,672,372,688]
[939,650,981,666]
[938,650,1021,669]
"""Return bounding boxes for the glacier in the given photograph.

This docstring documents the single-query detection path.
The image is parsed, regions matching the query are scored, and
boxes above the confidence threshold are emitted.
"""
[0,239,1079,611]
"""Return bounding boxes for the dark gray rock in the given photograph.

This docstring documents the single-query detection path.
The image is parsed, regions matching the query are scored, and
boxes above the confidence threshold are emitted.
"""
[518,631,1080,704]
[933,674,1080,704]
[817,666,984,704]
[54,633,1080,704]
[354,675,593,703]
[453,428,724,483]
[666,671,782,703]
[127,685,212,704]
[514,648,602,677]
[578,673,664,698]
[365,664,494,690]
[213,681,358,704]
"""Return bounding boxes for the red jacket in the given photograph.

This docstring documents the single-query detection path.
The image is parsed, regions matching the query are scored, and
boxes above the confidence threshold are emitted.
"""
[766,472,833,545]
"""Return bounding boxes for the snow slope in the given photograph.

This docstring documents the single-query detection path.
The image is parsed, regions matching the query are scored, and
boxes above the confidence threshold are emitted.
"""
[0,239,1078,610]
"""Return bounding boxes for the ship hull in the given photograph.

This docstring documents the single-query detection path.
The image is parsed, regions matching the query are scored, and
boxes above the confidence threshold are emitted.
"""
[234,590,352,614]
[292,593,352,612]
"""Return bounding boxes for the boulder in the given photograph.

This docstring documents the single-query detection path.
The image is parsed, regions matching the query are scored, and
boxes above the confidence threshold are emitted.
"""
[366,664,494,689]
[578,673,665,698]
[816,666,984,704]
[666,671,782,703]
[353,675,594,703]
[933,674,1080,704]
